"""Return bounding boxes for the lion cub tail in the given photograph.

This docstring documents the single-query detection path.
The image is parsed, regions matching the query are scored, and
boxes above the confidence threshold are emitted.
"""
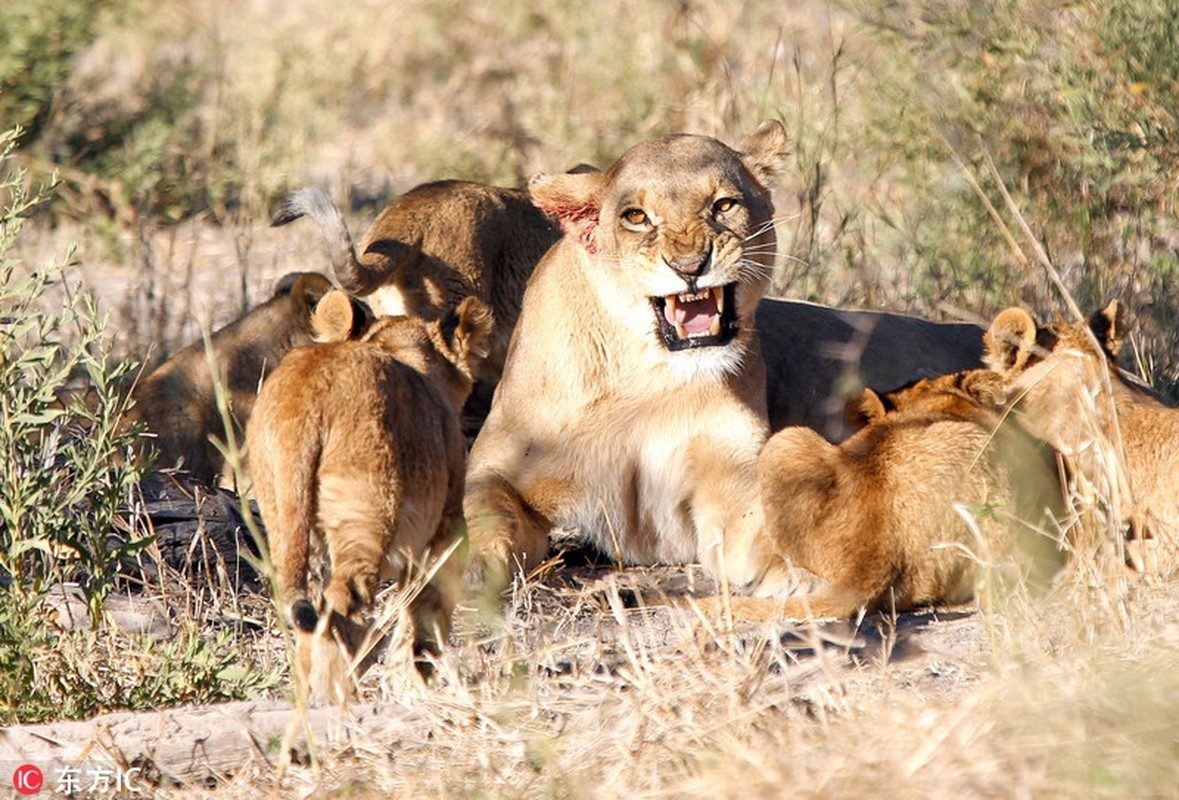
[289,597,320,634]
[272,188,383,295]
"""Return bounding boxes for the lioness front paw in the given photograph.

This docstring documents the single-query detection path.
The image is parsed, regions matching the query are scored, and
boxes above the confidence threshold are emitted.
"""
[748,560,829,600]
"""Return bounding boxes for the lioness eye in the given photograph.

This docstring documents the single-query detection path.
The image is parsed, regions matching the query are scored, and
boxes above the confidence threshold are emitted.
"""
[713,197,739,215]
[621,208,649,226]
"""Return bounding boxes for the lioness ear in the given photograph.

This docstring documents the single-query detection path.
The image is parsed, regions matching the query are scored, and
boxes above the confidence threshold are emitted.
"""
[737,120,791,186]
[984,307,1038,375]
[529,171,607,254]
[1088,299,1124,358]
[312,289,360,343]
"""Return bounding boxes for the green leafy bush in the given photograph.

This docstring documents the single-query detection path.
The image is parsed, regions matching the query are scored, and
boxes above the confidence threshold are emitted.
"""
[0,128,282,723]
[783,0,1179,395]
[0,0,117,146]
[0,127,146,621]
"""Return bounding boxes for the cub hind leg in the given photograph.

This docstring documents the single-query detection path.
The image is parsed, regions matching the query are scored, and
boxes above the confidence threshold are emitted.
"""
[290,473,390,701]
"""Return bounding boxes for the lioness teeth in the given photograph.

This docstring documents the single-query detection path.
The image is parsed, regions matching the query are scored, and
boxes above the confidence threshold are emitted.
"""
[663,286,726,339]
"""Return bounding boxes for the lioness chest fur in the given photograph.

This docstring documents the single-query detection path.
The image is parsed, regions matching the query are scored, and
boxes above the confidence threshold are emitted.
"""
[756,369,1064,620]
[247,294,492,701]
[985,301,1179,574]
[464,121,790,589]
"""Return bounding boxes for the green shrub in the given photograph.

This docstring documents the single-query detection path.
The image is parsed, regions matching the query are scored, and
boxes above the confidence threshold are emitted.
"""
[0,127,147,621]
[0,608,281,723]
[789,0,1179,395]
[0,127,282,723]
[0,124,137,721]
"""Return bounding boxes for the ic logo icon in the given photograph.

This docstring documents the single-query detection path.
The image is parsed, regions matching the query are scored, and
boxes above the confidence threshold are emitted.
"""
[12,763,44,796]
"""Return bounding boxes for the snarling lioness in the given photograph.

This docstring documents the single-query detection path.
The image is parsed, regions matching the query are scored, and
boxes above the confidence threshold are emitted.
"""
[464,121,790,592]
[984,301,1179,574]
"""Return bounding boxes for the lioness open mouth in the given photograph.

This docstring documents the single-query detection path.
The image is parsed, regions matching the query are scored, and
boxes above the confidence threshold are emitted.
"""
[650,284,738,351]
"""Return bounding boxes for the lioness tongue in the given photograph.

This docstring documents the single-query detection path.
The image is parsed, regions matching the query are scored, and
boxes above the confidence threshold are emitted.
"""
[665,288,722,338]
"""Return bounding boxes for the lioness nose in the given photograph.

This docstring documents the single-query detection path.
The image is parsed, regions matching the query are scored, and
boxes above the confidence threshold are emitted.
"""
[668,253,710,278]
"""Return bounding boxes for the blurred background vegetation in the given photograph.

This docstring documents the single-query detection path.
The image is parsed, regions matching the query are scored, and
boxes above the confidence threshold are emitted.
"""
[2,0,1177,394]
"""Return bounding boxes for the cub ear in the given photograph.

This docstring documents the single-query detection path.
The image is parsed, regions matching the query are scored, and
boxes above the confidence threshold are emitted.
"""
[275,270,332,303]
[737,120,791,186]
[290,272,335,312]
[446,297,495,363]
[960,369,1007,407]
[1088,299,1124,358]
[312,289,361,343]
[846,387,888,431]
[529,170,607,255]
[984,307,1038,375]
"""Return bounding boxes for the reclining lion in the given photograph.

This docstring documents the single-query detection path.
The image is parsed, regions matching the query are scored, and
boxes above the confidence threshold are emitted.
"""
[984,301,1179,573]
[271,179,561,433]
[464,121,790,593]
[745,368,1064,621]
[274,180,985,443]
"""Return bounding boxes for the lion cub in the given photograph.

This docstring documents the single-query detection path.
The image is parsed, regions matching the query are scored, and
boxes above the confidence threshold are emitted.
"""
[984,301,1179,573]
[755,369,1063,620]
[247,292,492,701]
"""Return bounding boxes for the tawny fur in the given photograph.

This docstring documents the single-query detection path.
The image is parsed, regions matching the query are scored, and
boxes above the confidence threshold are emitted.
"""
[246,296,493,702]
[272,181,983,444]
[308,288,376,344]
[464,122,791,594]
[750,368,1064,621]
[125,272,338,485]
[984,301,1179,574]
[271,180,561,432]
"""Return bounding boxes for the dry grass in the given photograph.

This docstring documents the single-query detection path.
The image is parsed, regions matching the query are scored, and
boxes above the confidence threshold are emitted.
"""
[151,556,1179,798]
[14,0,1178,387]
